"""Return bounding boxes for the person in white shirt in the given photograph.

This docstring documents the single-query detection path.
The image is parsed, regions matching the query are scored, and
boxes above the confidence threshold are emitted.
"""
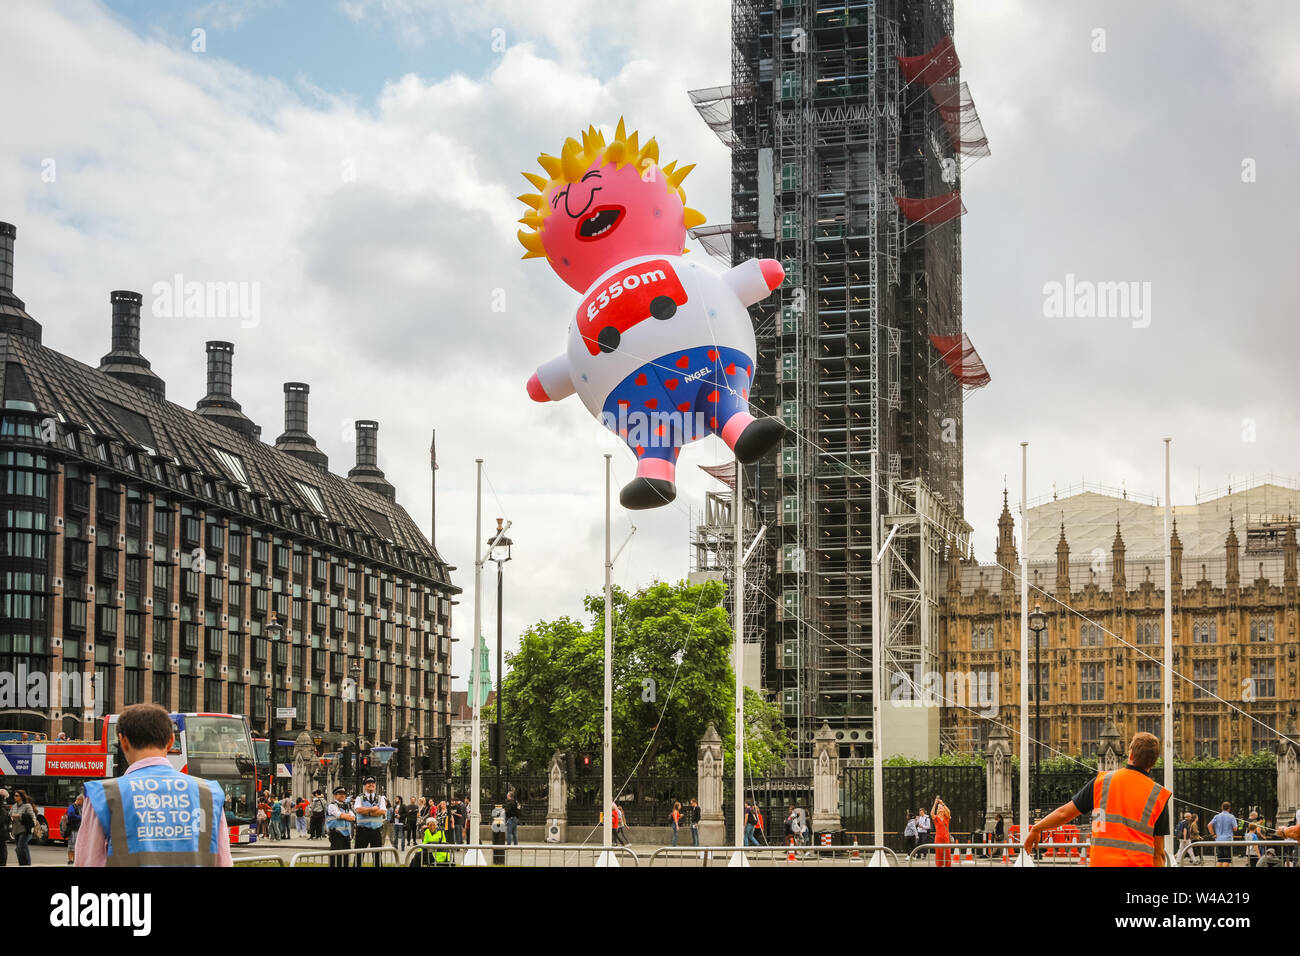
[917,809,932,856]
[352,777,387,865]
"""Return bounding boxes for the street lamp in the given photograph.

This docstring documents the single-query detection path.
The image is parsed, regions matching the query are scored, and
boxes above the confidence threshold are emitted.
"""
[265,611,283,804]
[487,518,513,803]
[350,662,362,793]
[1028,603,1048,813]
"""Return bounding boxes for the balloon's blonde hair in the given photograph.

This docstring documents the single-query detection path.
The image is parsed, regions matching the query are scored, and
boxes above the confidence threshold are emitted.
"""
[516,117,702,259]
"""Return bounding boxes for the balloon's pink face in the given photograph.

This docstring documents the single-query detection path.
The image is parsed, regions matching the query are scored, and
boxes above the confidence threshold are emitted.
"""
[540,158,687,293]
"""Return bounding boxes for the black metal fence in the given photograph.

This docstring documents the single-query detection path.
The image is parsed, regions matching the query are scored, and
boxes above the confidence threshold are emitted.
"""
[1010,766,1277,830]
[722,776,814,844]
[842,765,987,850]
[412,764,1280,836]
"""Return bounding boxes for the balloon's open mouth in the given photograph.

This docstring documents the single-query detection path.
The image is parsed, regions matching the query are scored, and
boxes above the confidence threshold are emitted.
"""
[576,206,624,241]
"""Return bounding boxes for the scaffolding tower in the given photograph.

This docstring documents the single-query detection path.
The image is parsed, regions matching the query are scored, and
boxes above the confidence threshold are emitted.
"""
[690,472,770,695]
[691,0,975,759]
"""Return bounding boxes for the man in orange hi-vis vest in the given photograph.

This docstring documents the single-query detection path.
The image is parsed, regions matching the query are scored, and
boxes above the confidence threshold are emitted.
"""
[1023,732,1171,867]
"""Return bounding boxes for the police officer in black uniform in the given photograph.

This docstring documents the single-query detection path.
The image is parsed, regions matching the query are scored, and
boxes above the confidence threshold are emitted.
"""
[325,785,356,867]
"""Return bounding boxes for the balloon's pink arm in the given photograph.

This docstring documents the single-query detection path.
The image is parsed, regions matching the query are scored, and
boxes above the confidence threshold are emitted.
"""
[723,258,785,308]
[527,355,575,403]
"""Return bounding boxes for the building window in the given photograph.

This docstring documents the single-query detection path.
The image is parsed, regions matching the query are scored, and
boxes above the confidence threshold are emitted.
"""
[1080,662,1105,701]
[1249,658,1275,698]
[1137,715,1160,738]
[781,445,799,476]
[204,678,223,712]
[179,676,196,712]
[782,544,802,573]
[1192,616,1216,644]
[781,353,797,382]
[782,496,799,524]
[1251,714,1277,752]
[780,400,798,429]
[1193,716,1219,758]
[782,638,798,669]
[1249,615,1275,642]
[1192,660,1218,698]
[1135,618,1160,645]
[1029,664,1048,703]
[781,70,798,100]
[782,589,800,621]
[1080,623,1104,646]
[124,669,144,706]
[971,624,994,650]
[312,695,325,729]
[1136,660,1159,700]
[781,211,800,240]
[782,688,799,717]
[1081,717,1104,758]
[781,163,800,191]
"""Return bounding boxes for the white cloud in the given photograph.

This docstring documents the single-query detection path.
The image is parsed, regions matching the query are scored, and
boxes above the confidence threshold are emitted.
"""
[1,0,735,688]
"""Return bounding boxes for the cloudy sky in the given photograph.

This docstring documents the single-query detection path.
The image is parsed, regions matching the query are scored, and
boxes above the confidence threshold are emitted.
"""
[3,0,1298,689]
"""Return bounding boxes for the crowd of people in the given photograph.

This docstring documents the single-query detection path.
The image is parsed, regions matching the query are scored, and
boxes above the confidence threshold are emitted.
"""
[300,779,526,866]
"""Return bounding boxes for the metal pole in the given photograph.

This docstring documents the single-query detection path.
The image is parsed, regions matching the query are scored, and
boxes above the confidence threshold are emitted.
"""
[870,449,884,849]
[1019,442,1030,858]
[734,460,745,850]
[470,459,483,851]
[1034,616,1041,811]
[495,560,503,803]
[603,455,613,850]
[1163,439,1174,820]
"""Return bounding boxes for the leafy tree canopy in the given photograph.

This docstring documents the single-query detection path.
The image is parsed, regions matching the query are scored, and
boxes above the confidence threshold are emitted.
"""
[499,579,789,776]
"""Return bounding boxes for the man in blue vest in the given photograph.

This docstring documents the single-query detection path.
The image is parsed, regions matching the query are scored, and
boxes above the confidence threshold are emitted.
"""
[352,776,387,865]
[326,785,356,867]
[76,703,231,867]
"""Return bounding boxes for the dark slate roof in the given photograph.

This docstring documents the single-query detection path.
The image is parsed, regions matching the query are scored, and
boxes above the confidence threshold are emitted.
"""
[0,331,457,592]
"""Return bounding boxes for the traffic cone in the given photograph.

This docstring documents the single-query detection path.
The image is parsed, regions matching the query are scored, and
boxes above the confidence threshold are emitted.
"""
[787,837,796,862]
[851,837,861,860]
[964,843,974,864]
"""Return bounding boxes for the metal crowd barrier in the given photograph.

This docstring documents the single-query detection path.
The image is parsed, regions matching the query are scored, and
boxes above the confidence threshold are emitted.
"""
[649,844,899,867]
[1174,839,1299,867]
[232,854,288,867]
[287,846,402,868]
[401,842,640,867]
[906,841,1091,866]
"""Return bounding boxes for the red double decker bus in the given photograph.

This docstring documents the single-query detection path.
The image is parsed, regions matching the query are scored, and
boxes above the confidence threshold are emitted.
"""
[0,712,259,845]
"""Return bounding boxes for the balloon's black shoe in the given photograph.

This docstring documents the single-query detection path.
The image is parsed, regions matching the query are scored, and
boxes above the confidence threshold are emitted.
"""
[620,477,677,510]
[733,417,787,465]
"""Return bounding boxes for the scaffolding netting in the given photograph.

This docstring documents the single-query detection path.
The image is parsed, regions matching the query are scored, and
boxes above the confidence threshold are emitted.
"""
[689,85,747,150]
[930,333,991,389]
[896,35,960,85]
[689,221,756,266]
[927,80,991,157]
[700,461,736,488]
[894,191,965,224]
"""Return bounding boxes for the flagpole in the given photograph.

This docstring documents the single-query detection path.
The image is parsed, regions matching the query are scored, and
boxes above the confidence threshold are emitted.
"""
[603,454,613,853]
[1163,439,1174,820]
[467,458,486,864]
[1018,442,1032,866]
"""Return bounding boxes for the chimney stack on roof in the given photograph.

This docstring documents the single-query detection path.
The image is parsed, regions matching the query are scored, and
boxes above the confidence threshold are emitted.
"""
[274,382,328,469]
[195,341,258,439]
[0,222,42,342]
[98,291,165,401]
[348,420,395,500]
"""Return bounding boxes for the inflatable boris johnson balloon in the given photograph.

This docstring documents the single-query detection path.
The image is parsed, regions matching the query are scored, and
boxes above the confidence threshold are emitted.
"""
[519,119,787,510]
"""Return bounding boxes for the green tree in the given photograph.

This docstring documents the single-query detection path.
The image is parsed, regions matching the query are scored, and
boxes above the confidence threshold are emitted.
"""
[501,579,790,777]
